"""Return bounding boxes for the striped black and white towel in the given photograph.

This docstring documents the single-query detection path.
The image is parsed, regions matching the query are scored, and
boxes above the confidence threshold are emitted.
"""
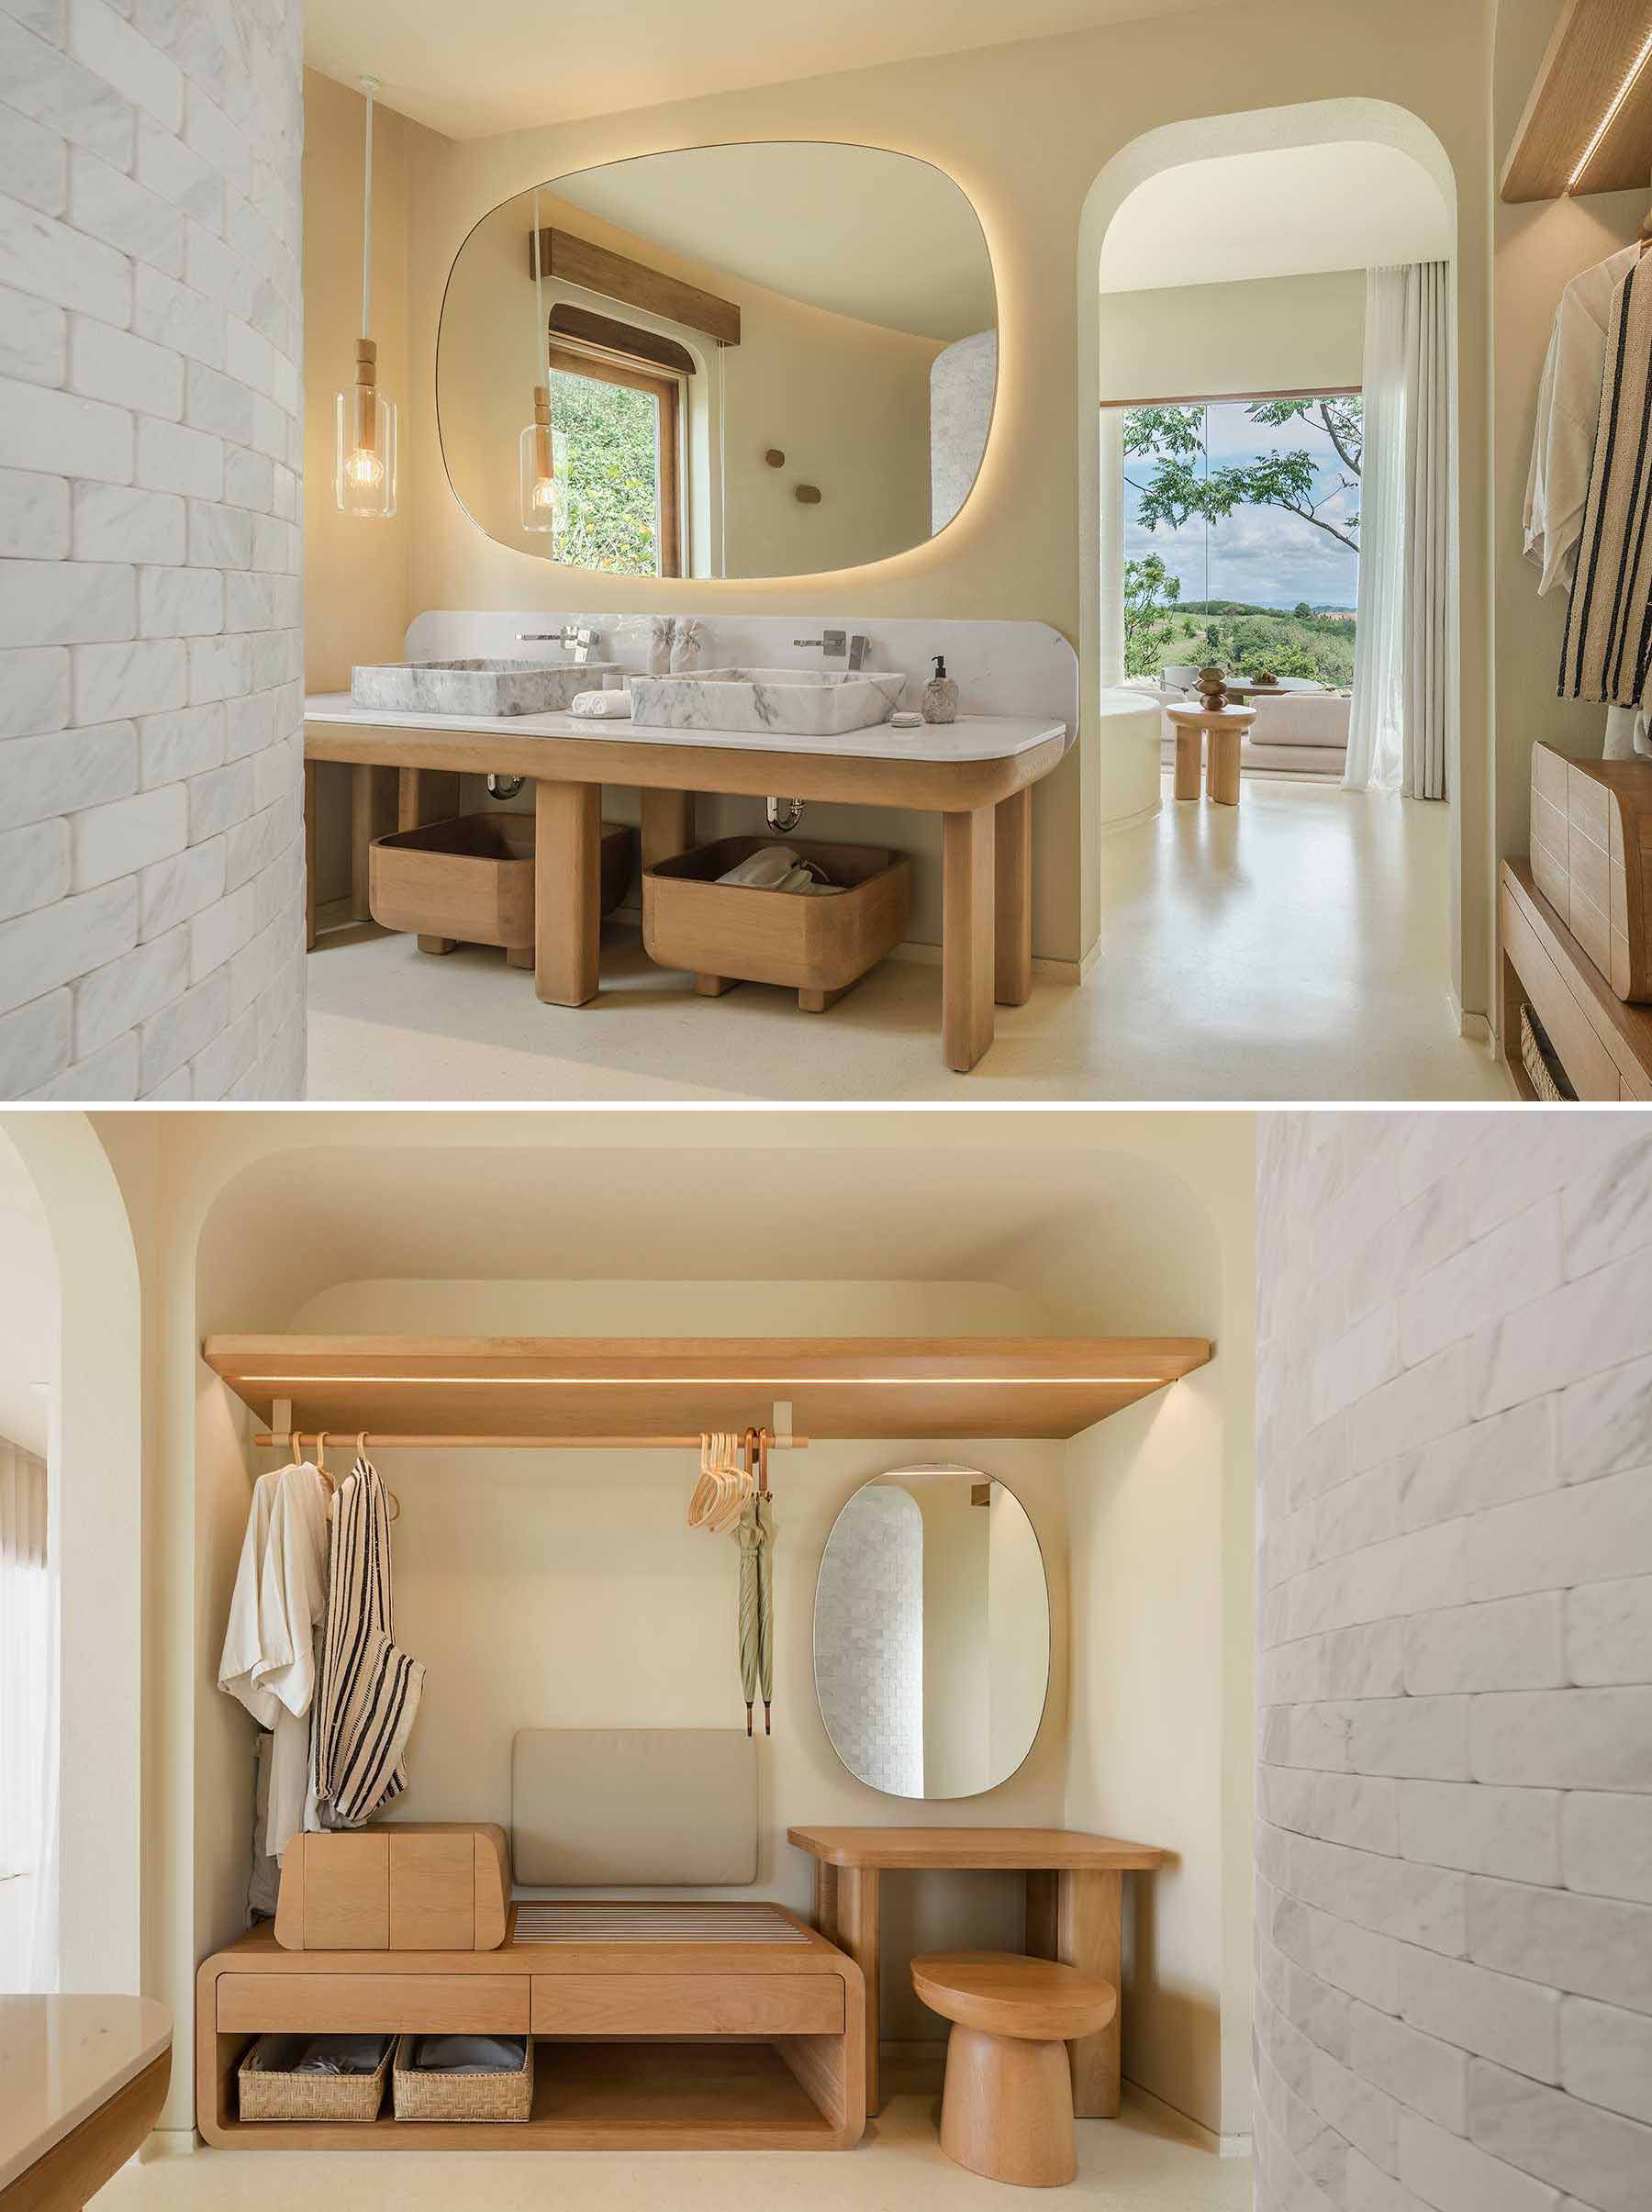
[312,1456,423,1828]
[1560,255,1652,710]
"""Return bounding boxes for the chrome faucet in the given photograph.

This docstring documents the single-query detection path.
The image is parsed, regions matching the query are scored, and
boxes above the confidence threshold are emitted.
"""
[793,630,846,658]
[516,622,598,663]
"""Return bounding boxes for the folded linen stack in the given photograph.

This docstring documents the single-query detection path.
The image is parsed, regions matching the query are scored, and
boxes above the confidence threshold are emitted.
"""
[570,689,632,718]
[714,845,843,895]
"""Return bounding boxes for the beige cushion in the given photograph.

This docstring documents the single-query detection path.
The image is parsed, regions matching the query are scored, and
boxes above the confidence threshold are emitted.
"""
[511,1728,757,1885]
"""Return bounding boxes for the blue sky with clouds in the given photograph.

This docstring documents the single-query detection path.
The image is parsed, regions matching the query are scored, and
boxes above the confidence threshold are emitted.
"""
[1124,400,1360,611]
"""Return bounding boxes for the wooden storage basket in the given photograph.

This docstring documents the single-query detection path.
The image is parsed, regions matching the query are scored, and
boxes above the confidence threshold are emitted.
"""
[392,2033,533,2123]
[238,2033,391,2122]
[370,813,633,964]
[642,834,910,1011]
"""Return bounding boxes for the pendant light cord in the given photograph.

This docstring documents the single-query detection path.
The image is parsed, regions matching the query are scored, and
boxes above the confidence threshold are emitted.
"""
[361,77,376,339]
[532,185,547,384]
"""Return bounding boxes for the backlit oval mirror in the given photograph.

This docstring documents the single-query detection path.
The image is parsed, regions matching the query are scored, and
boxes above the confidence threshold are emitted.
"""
[437,144,998,581]
[813,1468,1049,1800]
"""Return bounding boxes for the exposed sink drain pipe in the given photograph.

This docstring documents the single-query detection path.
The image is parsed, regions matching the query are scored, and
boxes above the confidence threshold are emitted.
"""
[765,797,804,832]
[486,774,525,801]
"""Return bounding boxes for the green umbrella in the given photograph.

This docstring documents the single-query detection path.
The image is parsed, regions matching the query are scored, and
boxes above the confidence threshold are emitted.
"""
[755,1490,778,1737]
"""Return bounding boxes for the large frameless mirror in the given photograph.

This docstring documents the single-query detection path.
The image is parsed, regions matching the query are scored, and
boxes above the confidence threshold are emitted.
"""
[436,144,998,581]
[812,1468,1049,1800]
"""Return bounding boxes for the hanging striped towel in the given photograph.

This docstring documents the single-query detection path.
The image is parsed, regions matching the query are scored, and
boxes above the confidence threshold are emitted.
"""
[1560,256,1652,710]
[312,1456,424,1828]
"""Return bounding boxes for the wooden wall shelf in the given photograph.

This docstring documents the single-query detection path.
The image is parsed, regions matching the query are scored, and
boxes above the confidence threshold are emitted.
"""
[1501,0,1652,203]
[201,1335,1213,1442]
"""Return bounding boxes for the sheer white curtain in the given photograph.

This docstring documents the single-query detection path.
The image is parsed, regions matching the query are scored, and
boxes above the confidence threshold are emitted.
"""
[0,1438,55,1990]
[1345,262,1455,798]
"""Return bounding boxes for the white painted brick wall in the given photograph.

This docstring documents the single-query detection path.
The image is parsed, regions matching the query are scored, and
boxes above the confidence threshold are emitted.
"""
[1256,1114,1652,2212]
[0,0,303,1098]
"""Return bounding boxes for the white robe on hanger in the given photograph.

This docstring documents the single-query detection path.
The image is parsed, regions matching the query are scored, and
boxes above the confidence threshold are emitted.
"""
[218,1461,329,1867]
[1525,241,1650,759]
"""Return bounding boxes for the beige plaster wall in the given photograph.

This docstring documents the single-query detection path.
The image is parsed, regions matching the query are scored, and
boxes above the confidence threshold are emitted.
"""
[1099,267,1367,405]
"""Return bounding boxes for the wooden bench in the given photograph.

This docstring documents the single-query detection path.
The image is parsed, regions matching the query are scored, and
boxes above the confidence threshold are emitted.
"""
[196,1903,864,2152]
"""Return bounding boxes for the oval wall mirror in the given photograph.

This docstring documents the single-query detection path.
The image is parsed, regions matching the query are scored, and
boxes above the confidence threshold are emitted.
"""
[812,1467,1049,1800]
[437,143,998,582]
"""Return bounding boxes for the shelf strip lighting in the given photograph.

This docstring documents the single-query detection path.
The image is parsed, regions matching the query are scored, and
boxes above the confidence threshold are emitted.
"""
[240,1372,1171,1387]
[1568,28,1652,191]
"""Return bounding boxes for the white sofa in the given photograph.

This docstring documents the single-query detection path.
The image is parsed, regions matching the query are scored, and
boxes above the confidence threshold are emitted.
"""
[1132,682,1352,780]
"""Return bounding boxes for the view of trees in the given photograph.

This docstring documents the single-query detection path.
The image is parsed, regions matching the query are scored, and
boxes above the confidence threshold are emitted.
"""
[1122,397,1361,687]
[548,366,664,576]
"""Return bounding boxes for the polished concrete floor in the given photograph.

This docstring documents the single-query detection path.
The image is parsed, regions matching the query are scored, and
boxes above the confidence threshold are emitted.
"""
[102,2092,1251,2210]
[306,777,1508,1102]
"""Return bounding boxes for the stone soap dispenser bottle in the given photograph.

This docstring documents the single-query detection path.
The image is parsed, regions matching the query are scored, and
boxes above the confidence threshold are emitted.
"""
[921,654,959,724]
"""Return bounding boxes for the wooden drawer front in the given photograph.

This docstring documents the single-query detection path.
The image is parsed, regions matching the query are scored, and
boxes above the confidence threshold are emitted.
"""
[218,1973,528,2035]
[390,1831,474,1951]
[1502,886,1622,1101]
[530,1973,843,2038]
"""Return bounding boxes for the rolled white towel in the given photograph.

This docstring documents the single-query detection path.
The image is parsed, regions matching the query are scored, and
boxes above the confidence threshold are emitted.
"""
[570,689,632,718]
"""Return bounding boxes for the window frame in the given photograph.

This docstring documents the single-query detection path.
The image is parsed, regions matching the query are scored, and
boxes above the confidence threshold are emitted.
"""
[547,337,685,579]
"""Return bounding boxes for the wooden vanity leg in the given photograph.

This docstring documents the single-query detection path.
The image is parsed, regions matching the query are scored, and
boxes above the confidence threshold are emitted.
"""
[834,1866,881,2117]
[640,788,695,870]
[1027,1868,1123,2118]
[994,786,1033,1007]
[943,807,996,1073]
[534,779,602,1006]
[349,764,396,921]
[303,760,318,951]
[397,765,461,832]
[695,973,737,998]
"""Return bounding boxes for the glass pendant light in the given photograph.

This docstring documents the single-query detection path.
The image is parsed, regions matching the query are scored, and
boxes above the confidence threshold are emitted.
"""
[519,188,563,534]
[335,76,396,518]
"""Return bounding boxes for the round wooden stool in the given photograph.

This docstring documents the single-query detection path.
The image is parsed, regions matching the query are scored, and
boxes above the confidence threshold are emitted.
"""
[1165,703,1256,806]
[911,1951,1118,2188]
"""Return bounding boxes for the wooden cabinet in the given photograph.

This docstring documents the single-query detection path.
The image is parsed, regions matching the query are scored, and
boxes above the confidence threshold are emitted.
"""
[530,1974,843,2038]
[274,1825,511,1952]
[1500,861,1652,1100]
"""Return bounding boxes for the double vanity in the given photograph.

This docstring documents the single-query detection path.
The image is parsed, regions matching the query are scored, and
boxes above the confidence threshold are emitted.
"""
[305,646,1076,1073]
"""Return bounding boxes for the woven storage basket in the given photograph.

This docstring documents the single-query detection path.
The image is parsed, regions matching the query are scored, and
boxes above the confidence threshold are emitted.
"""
[1521,1004,1575,1101]
[392,2033,533,2122]
[238,2034,391,2122]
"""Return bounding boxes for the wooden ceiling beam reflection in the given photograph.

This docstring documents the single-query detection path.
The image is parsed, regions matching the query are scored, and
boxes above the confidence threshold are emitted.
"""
[201,1335,1214,1444]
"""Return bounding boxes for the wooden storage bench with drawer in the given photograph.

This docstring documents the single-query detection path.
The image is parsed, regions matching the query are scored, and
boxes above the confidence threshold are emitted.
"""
[196,1904,865,2151]
[1500,859,1652,1100]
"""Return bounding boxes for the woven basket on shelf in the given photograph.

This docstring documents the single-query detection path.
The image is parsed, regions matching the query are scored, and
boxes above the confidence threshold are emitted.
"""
[1520,1004,1574,1101]
[238,2034,391,2122]
[392,2033,533,2122]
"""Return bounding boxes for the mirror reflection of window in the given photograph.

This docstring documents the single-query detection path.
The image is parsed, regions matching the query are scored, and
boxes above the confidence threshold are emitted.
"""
[548,346,682,578]
[813,1468,1049,1801]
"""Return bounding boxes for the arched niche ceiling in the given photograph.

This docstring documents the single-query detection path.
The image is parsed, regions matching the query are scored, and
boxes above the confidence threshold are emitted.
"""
[0,1129,57,1458]
[1099,139,1455,294]
[195,1139,1218,1337]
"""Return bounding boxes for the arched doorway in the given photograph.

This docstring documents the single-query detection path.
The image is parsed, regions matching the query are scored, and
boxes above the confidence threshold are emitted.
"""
[0,1112,143,1995]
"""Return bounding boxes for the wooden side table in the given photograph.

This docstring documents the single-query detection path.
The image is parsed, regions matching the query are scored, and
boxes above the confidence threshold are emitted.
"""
[787,1826,1166,2121]
[1166,704,1256,806]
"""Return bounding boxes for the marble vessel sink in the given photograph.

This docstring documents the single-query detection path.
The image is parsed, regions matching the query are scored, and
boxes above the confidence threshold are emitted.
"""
[351,657,626,718]
[630,666,907,737]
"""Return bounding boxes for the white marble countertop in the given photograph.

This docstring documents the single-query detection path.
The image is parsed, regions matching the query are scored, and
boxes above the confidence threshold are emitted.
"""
[304,692,1104,765]
[0,1994,172,2190]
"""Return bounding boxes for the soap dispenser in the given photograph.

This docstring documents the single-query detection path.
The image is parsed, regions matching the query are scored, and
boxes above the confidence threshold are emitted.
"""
[921,654,959,725]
